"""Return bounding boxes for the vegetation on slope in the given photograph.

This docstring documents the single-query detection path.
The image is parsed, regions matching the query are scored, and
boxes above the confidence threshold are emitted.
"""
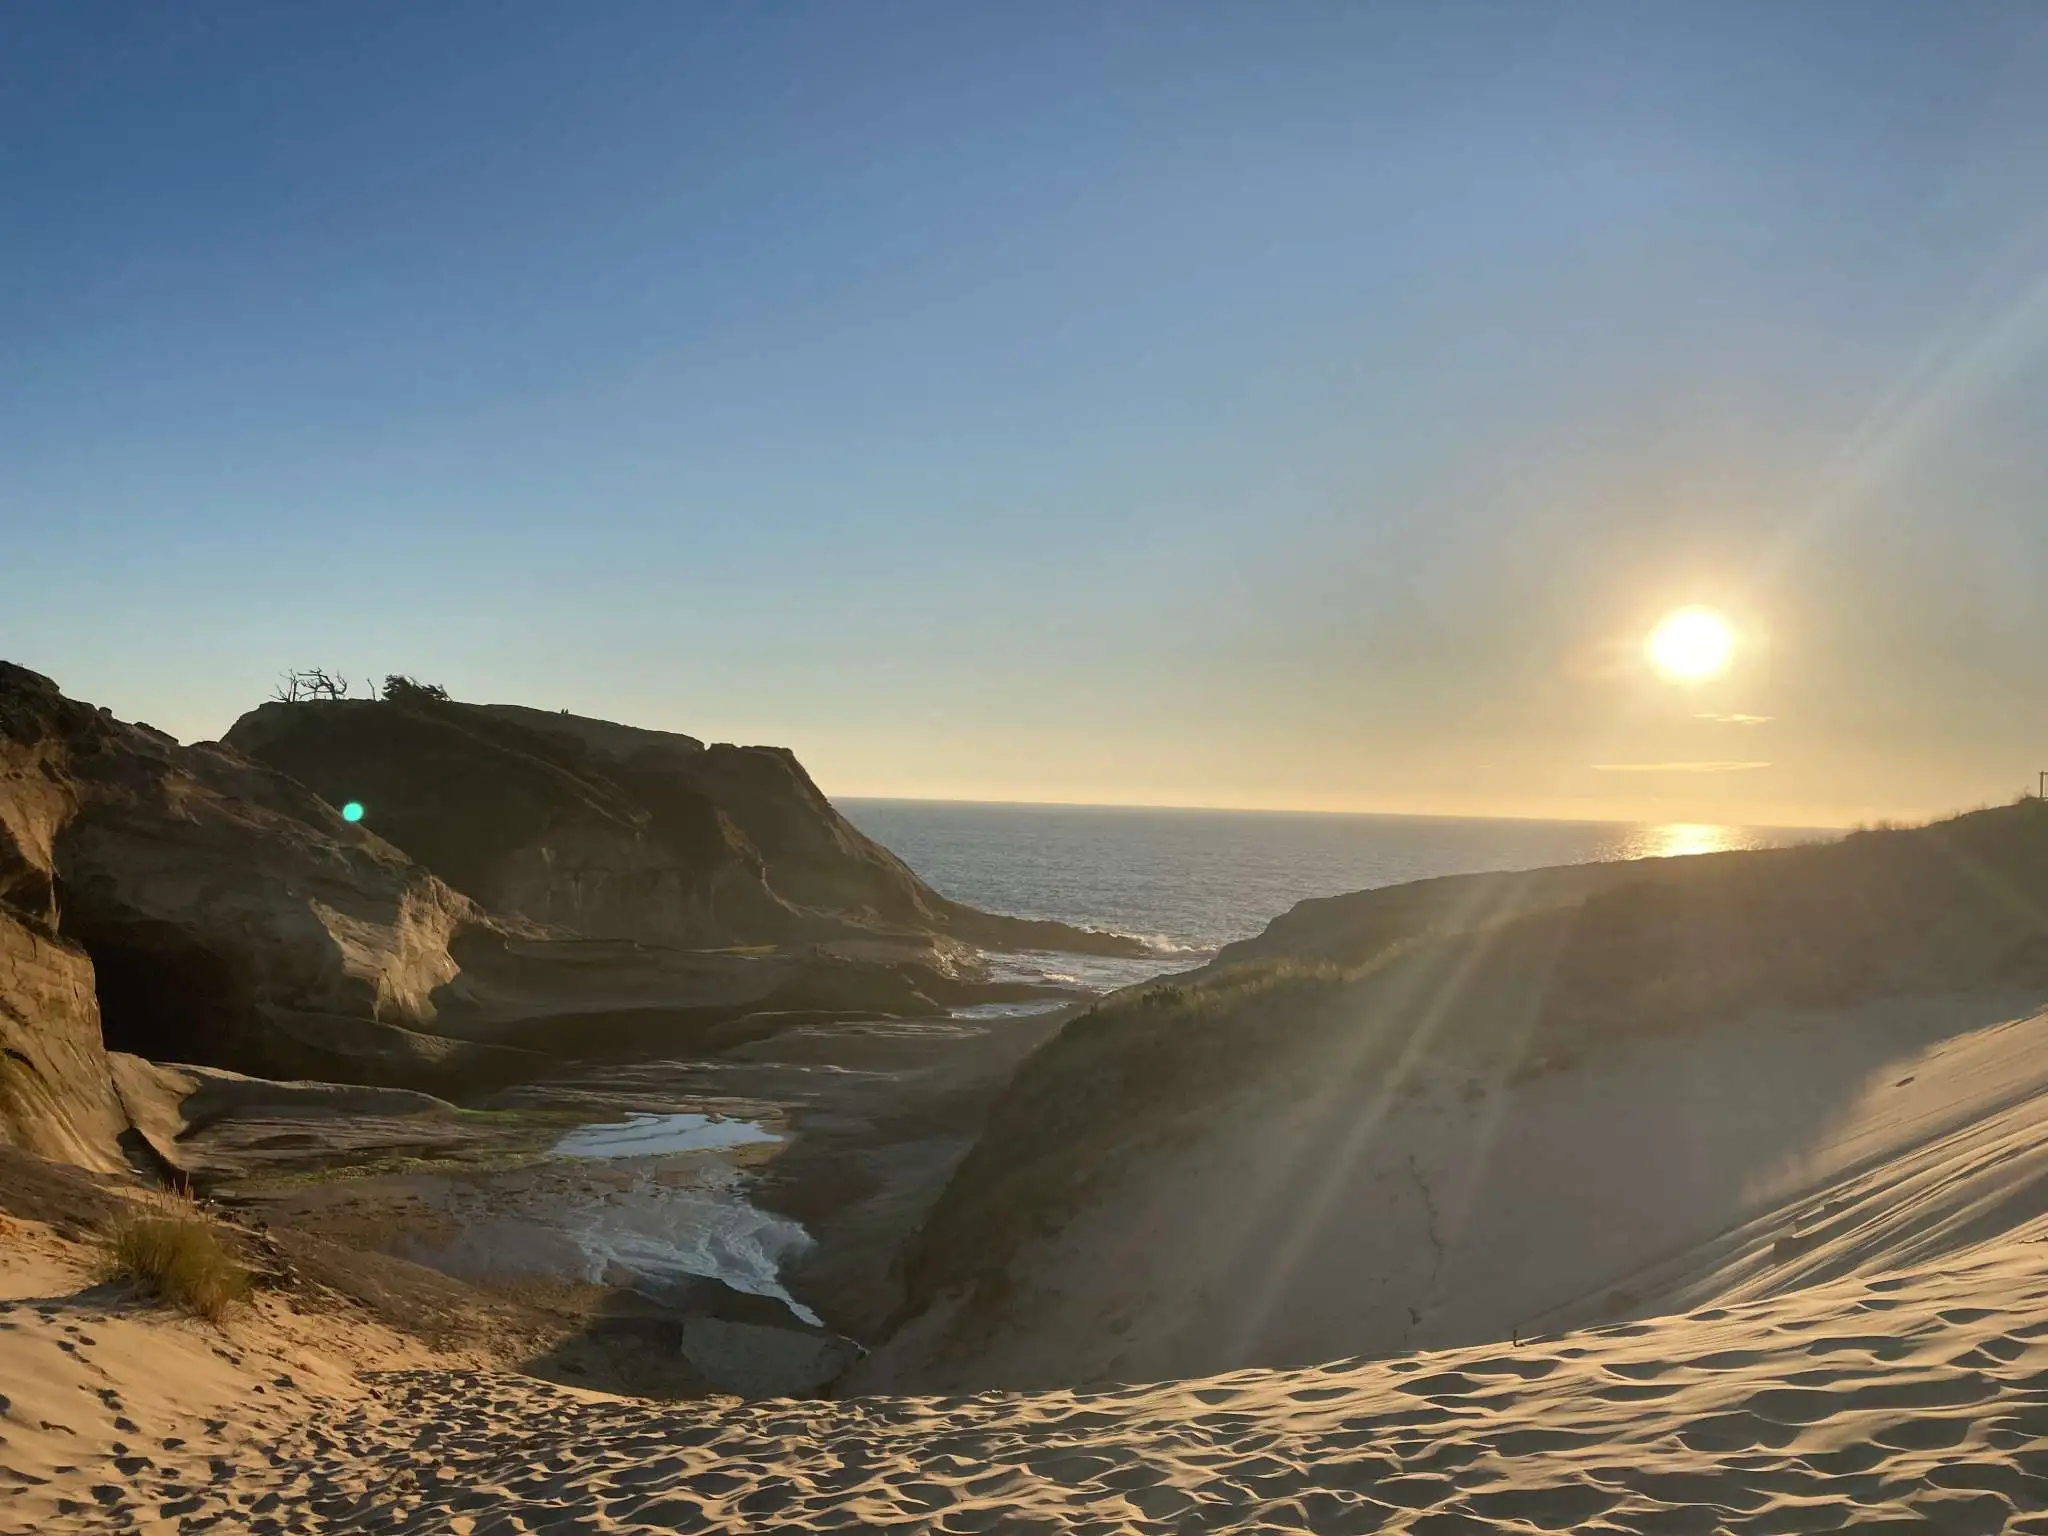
[902,798,2048,1320]
[900,959,1366,1316]
[97,1196,252,1322]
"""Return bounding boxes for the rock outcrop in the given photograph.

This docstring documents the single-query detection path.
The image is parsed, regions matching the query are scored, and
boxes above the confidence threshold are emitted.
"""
[0,660,534,1098]
[223,694,1141,957]
[0,663,1134,1160]
[0,667,138,1170]
[0,907,131,1172]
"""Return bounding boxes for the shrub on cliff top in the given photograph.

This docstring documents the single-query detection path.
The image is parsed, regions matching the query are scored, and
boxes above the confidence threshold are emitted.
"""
[381,674,451,706]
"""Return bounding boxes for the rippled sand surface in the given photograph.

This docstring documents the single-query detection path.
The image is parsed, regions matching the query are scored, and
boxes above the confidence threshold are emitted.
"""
[14,1212,2048,1533]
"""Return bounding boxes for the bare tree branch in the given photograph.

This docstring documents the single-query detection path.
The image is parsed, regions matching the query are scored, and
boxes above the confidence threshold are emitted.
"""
[274,667,355,703]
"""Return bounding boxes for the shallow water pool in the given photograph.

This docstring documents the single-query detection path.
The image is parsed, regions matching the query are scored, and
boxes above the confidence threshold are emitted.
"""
[553,1112,781,1159]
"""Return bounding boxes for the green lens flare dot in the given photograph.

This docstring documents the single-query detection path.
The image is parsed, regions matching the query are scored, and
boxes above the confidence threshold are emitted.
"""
[341,801,366,823]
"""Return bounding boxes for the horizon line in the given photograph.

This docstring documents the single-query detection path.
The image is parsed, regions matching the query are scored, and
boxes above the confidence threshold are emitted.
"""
[829,792,1858,832]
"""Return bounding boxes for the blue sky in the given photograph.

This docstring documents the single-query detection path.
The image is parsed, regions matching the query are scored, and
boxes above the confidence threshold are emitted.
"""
[7,3,2048,824]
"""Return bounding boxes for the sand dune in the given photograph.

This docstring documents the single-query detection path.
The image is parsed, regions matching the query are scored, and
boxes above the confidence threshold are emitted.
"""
[1561,1001,2048,1327]
[12,1195,2048,1532]
[0,1212,503,1534]
[866,981,2048,1392]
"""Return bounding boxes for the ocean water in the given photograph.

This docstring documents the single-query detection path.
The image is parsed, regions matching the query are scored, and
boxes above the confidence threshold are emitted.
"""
[838,800,1830,960]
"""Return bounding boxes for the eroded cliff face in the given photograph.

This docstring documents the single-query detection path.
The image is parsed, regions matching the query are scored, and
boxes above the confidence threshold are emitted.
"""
[223,696,1143,957]
[0,661,515,1094]
[223,699,778,950]
[0,663,1125,1156]
[0,908,129,1172]
[0,664,143,1170]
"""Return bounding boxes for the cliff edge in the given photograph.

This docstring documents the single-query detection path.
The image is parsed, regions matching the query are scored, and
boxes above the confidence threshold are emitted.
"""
[223,694,1141,958]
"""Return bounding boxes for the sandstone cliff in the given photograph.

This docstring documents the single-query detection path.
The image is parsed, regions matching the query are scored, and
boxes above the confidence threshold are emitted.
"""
[0,908,131,1173]
[0,667,132,1169]
[0,661,531,1105]
[223,694,1140,956]
[0,663,1134,1165]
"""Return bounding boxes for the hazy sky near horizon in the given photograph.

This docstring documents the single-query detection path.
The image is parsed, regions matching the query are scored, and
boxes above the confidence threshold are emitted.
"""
[8,3,2048,827]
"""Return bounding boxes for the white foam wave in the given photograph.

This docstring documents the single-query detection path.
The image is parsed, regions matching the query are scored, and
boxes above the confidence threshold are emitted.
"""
[1136,933,1208,955]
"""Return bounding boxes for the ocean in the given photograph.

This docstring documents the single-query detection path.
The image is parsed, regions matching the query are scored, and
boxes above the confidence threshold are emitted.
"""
[837,800,1829,971]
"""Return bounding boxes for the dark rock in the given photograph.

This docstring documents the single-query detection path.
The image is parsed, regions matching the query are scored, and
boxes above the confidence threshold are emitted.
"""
[0,661,1136,1164]
[0,660,506,1095]
[222,694,1143,957]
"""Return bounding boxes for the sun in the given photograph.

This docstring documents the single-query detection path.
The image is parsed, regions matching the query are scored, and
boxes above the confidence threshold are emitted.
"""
[1646,606,1735,682]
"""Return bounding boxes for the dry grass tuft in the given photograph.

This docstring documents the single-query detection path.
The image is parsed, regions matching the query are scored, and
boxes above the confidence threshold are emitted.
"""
[97,1192,252,1322]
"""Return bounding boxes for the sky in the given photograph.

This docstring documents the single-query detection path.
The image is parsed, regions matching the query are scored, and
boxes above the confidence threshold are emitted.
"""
[7,3,2048,828]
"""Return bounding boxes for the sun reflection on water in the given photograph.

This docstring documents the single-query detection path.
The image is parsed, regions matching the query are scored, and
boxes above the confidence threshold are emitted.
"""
[1649,822,1732,859]
[1609,822,1802,860]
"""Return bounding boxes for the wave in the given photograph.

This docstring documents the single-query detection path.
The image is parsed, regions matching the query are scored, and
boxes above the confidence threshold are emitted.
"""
[1134,933,1210,956]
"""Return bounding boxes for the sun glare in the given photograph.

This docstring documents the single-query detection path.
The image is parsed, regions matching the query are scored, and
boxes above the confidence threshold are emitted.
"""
[1646,606,1735,683]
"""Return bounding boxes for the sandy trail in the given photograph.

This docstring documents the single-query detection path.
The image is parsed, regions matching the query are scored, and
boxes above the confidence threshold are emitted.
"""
[13,1207,2048,1532]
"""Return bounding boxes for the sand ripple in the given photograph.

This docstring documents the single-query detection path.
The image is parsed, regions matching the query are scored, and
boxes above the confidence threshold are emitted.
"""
[17,1223,2048,1533]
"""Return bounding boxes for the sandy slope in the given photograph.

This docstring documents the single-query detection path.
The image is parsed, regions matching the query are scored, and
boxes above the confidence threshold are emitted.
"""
[863,991,2048,1391]
[12,1205,2048,1531]
[0,1212,510,1533]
